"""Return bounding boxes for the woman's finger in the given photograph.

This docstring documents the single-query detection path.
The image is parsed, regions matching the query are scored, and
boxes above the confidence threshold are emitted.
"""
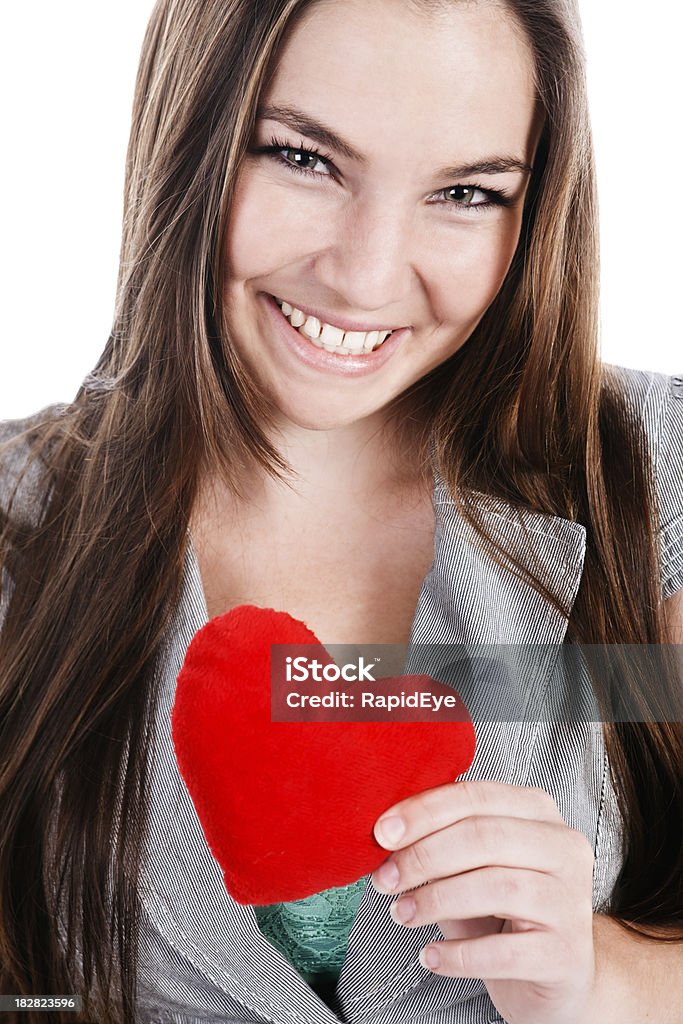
[372,815,593,896]
[388,865,577,932]
[418,928,577,983]
[374,779,565,851]
[436,915,505,942]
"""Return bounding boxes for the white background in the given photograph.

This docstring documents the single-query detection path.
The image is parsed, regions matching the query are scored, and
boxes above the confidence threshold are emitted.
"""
[0,3,680,421]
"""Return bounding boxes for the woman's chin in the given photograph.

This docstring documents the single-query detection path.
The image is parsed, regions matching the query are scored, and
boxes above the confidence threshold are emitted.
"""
[274,404,380,433]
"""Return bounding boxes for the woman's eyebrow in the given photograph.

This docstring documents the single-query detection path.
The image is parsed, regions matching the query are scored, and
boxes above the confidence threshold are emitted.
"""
[257,104,364,161]
[256,103,534,177]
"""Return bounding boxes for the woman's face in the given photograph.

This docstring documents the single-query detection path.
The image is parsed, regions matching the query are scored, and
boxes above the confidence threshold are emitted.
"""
[224,0,541,434]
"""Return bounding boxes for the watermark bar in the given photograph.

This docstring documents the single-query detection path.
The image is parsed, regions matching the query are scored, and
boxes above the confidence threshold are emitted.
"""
[0,996,81,1012]
[270,643,683,723]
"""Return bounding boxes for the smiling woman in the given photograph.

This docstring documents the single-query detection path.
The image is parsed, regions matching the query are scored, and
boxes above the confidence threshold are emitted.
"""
[1,1,682,1023]
[222,0,540,437]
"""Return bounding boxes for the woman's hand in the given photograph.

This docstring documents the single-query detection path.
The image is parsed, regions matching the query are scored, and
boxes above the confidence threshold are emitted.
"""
[371,780,596,1024]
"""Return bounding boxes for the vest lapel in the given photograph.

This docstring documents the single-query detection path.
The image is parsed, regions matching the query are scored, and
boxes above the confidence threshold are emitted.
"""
[333,471,587,1023]
[139,536,342,1024]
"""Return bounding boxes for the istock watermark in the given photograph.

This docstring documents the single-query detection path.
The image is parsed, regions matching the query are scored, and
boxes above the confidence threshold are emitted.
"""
[271,644,472,723]
[270,643,683,723]
[284,655,379,683]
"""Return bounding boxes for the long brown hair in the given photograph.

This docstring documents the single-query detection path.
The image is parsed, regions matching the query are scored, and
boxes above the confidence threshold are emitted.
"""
[1,0,681,1020]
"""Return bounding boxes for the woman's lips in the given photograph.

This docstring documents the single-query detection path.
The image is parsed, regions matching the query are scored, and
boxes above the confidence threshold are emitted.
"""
[261,293,410,377]
[274,296,392,354]
[272,294,405,336]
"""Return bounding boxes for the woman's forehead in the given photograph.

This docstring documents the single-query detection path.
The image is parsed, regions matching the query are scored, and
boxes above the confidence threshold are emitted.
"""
[272,0,535,85]
[260,0,539,175]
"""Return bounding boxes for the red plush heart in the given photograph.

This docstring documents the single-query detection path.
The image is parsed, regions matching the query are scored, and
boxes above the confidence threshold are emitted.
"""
[171,604,475,905]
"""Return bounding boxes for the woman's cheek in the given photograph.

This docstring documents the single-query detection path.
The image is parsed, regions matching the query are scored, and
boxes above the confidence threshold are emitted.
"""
[430,223,520,331]
[226,169,336,277]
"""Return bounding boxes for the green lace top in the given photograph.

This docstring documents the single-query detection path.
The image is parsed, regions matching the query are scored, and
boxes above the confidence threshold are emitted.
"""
[253,876,367,998]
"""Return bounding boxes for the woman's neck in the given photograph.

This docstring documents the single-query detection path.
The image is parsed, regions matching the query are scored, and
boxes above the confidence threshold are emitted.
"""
[196,412,432,529]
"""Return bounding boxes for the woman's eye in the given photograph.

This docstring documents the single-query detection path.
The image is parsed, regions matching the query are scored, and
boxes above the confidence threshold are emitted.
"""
[280,146,330,176]
[251,137,335,178]
[433,183,512,214]
[443,185,488,207]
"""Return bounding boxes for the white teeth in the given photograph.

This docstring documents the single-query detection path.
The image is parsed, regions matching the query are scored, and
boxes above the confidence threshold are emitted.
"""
[343,331,367,353]
[320,322,345,345]
[274,297,394,354]
[301,316,321,340]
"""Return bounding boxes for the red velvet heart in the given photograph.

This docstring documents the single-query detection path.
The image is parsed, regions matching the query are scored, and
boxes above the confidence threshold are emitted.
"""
[171,604,475,905]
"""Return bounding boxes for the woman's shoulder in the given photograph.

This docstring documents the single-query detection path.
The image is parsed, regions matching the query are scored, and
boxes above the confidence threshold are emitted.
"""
[601,361,682,463]
[603,363,683,599]
[0,402,69,523]
[601,361,680,416]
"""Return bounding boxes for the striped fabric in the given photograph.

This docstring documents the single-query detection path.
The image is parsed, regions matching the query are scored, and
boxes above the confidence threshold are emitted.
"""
[134,367,682,1023]
[1,365,682,1024]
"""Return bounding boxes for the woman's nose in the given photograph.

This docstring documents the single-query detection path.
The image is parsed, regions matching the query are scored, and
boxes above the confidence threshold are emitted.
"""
[314,198,415,316]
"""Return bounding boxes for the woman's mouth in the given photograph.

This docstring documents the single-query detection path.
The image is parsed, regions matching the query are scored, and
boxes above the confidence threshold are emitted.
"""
[273,296,394,356]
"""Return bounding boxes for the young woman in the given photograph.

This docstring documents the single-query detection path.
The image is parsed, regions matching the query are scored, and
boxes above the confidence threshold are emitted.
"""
[1,0,681,1022]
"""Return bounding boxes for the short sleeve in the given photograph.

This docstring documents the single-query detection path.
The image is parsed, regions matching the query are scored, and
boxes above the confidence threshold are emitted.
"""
[0,403,67,631]
[655,375,683,600]
[0,404,66,522]
[603,365,683,601]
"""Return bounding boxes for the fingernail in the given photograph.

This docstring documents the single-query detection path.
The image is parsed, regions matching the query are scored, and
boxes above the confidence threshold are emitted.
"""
[420,945,441,970]
[391,896,416,924]
[374,860,400,891]
[376,815,405,845]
